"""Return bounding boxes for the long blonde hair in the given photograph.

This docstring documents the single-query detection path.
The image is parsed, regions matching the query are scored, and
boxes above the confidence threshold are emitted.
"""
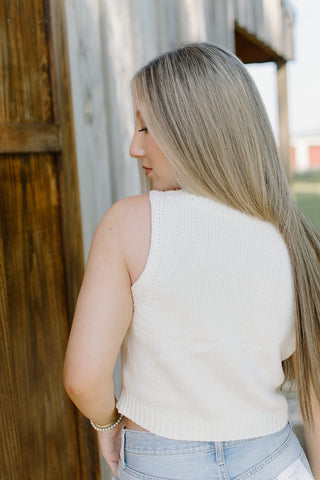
[130,42,320,425]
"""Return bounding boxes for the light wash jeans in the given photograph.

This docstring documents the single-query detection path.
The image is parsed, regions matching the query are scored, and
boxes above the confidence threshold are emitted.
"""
[114,422,313,480]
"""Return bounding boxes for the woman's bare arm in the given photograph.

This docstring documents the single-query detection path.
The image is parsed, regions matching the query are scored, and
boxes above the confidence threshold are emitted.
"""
[63,198,134,425]
[292,351,320,479]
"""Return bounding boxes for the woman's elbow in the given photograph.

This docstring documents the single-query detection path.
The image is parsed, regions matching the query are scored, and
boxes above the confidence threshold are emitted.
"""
[63,362,81,400]
[63,360,112,401]
[63,357,91,400]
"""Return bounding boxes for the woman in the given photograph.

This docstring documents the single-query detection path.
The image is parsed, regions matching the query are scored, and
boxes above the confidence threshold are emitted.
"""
[63,43,320,480]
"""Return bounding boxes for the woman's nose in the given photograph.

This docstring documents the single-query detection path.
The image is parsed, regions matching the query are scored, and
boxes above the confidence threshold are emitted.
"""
[129,131,145,159]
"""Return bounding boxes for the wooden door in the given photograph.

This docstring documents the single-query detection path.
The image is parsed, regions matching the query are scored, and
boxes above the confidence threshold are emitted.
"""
[0,0,100,478]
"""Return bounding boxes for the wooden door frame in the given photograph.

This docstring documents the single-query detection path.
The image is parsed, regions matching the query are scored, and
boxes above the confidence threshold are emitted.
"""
[0,0,100,475]
[47,0,101,476]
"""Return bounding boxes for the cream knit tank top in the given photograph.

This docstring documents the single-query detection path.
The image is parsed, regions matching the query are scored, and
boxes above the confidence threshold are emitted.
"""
[116,189,296,441]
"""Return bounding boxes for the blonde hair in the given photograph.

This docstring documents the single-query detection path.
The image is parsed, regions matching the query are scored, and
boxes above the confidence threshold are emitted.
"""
[130,42,320,425]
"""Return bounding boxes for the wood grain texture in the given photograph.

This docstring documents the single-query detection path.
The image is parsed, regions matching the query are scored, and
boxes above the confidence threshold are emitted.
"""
[0,218,24,479]
[0,0,100,477]
[233,0,294,61]
[0,123,61,153]
[47,0,101,477]
[0,0,53,122]
[0,154,81,479]
[235,25,280,63]
[48,0,86,320]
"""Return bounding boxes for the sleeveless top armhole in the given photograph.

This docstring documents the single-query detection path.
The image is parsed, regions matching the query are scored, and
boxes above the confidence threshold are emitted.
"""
[131,190,164,302]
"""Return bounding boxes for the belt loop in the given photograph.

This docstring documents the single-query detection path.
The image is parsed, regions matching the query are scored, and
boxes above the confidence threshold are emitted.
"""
[119,426,125,466]
[215,442,225,466]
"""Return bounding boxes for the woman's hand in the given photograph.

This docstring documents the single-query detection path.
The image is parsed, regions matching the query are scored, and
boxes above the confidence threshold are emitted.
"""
[97,417,126,477]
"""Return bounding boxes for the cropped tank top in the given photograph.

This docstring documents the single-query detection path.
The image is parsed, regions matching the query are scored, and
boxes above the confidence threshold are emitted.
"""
[116,189,296,441]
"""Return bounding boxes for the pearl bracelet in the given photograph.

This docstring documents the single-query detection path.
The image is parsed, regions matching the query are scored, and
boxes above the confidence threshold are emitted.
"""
[90,410,124,432]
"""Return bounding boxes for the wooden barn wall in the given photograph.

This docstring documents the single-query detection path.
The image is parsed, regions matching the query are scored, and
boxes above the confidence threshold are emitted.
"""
[234,0,294,60]
[65,0,235,260]
[0,0,99,478]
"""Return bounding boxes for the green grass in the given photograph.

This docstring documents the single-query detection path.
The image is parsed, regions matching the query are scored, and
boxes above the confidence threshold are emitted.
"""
[292,170,320,233]
[295,193,320,233]
[292,169,320,183]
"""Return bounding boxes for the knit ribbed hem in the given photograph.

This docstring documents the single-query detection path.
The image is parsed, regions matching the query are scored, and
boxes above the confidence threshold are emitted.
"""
[116,391,289,442]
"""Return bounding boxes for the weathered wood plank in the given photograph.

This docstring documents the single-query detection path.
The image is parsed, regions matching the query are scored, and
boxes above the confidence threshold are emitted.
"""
[0,0,99,476]
[64,0,114,259]
[99,0,142,202]
[0,0,53,122]
[235,24,279,63]
[48,0,100,476]
[234,0,294,61]
[0,123,61,153]
[0,224,24,479]
[0,154,82,479]
[48,0,85,322]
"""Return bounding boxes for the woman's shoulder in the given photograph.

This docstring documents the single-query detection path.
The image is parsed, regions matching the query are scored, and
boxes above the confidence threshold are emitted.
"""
[117,193,150,208]
[94,194,150,250]
[98,188,185,245]
[100,193,150,227]
[98,195,151,285]
[102,189,185,228]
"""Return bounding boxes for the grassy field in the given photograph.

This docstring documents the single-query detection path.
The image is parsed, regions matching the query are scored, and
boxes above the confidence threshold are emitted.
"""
[285,170,320,418]
[291,169,320,233]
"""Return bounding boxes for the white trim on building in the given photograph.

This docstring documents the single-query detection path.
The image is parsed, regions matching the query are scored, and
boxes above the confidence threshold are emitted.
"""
[291,133,320,171]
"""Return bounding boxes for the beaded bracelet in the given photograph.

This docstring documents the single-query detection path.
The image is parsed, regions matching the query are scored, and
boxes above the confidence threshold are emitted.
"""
[90,410,124,432]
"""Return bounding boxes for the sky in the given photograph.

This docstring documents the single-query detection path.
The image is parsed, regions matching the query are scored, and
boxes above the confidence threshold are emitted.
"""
[247,0,320,137]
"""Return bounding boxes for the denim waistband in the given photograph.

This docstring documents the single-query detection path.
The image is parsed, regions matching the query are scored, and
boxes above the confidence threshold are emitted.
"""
[120,421,293,457]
